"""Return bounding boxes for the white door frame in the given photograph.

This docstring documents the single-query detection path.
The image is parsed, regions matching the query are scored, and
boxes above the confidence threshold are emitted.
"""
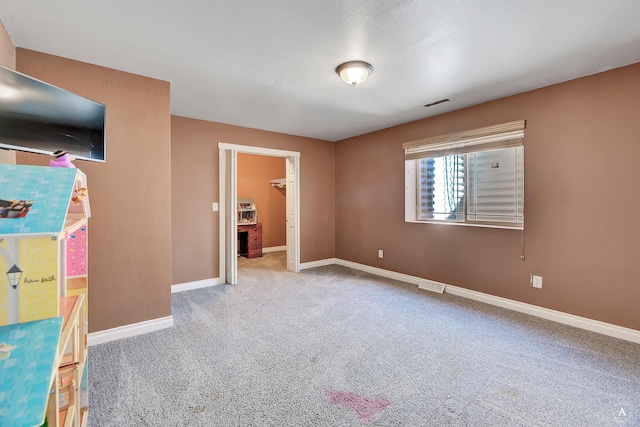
[218,143,301,284]
[221,149,238,284]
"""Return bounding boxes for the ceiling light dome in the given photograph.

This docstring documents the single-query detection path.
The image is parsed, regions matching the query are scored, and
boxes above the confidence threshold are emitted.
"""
[335,61,373,86]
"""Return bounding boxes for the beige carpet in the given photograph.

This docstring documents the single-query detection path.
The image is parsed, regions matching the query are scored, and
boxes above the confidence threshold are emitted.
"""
[88,252,640,426]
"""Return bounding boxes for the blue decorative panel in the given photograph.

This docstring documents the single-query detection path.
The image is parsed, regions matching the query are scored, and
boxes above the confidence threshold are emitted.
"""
[0,317,62,427]
[0,165,77,236]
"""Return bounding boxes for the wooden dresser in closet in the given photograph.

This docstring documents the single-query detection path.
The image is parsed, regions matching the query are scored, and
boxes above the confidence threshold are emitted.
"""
[238,223,262,258]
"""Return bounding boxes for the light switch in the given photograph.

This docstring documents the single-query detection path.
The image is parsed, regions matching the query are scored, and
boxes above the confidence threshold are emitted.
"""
[212,202,219,212]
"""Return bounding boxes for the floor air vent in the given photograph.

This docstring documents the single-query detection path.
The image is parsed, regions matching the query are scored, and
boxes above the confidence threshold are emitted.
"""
[418,280,446,294]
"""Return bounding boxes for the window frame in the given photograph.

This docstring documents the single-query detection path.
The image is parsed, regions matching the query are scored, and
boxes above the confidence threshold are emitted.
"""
[404,120,525,230]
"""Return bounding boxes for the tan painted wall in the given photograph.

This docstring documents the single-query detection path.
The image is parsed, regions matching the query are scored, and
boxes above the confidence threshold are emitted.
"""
[0,21,16,165]
[238,153,286,248]
[16,49,172,333]
[336,62,640,331]
[171,115,335,285]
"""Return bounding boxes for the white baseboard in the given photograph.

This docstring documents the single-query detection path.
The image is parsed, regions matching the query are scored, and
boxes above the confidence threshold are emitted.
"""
[334,259,425,285]
[263,245,286,253]
[305,258,640,345]
[172,277,225,293]
[88,315,174,346]
[442,284,640,344]
[300,258,339,270]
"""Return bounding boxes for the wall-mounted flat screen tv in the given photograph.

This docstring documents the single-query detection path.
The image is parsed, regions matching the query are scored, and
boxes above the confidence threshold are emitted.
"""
[0,65,105,162]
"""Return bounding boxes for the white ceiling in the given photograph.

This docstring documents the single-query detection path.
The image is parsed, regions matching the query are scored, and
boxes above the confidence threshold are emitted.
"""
[1,1,640,142]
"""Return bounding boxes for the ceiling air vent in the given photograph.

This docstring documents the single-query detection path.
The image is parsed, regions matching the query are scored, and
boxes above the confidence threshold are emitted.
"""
[424,99,450,108]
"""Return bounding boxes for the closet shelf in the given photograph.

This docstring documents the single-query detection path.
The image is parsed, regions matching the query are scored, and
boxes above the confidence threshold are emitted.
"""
[269,178,286,189]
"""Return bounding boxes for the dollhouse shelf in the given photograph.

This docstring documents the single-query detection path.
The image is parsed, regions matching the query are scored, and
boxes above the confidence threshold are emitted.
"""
[64,217,87,233]
[0,301,85,427]
[52,295,86,427]
[0,317,62,427]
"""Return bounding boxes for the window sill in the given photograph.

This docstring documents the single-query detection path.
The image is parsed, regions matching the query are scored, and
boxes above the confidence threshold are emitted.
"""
[406,219,523,230]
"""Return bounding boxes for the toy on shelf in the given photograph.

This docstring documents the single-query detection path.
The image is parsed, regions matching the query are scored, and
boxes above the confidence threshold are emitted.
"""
[49,150,76,168]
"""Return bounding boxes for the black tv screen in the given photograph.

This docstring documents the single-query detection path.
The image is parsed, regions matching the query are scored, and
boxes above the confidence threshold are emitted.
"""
[0,65,105,162]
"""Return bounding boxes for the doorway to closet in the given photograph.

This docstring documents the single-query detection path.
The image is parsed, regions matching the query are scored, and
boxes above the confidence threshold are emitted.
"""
[218,143,300,285]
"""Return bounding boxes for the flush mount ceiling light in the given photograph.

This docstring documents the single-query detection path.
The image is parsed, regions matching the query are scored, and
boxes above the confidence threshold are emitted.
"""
[335,61,373,86]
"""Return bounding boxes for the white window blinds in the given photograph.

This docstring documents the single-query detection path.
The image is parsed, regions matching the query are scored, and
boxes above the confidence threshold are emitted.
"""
[467,146,524,225]
[403,120,525,159]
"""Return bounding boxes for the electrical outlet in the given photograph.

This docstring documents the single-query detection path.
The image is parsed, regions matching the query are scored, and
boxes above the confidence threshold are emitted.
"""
[378,249,384,259]
[532,275,543,289]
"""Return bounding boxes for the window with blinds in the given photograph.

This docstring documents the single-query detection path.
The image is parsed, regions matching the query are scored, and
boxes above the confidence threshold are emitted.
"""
[404,120,525,229]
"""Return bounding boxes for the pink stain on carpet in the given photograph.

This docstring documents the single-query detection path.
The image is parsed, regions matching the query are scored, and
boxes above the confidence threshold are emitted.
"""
[325,388,390,424]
